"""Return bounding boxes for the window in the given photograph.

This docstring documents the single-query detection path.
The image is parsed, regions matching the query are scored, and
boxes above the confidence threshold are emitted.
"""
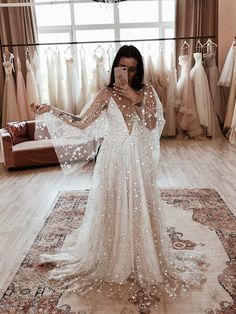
[35,0,175,54]
[35,0,175,102]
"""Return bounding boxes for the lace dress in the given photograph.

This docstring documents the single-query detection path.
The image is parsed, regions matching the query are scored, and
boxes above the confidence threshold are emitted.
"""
[37,84,208,305]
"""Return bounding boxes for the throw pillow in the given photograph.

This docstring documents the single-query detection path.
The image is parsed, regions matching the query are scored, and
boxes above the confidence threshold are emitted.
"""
[6,121,30,145]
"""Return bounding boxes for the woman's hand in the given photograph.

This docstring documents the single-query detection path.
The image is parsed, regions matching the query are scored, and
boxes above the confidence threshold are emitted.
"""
[31,103,50,114]
[113,75,141,105]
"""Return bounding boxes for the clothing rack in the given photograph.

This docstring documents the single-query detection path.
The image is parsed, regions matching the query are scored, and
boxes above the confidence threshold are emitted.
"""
[0,35,216,49]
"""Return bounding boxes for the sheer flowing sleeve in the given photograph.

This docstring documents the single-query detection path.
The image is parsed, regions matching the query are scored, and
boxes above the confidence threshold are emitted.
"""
[135,84,165,138]
[35,88,110,174]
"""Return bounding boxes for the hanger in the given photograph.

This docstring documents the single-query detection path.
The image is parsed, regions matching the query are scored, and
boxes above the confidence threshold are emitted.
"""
[195,39,203,52]
[94,44,105,54]
[45,46,53,53]
[180,40,190,54]
[181,40,190,50]
[203,38,217,54]
[64,45,72,60]
[94,44,105,57]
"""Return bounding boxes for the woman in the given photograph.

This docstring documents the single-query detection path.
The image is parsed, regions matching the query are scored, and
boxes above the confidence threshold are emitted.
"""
[31,45,207,305]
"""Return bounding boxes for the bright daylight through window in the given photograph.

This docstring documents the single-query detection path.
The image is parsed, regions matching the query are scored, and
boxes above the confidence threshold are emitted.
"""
[35,0,175,101]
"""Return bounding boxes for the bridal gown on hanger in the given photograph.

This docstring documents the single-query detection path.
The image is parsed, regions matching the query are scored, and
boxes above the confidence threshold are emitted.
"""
[203,52,226,125]
[91,46,108,95]
[2,52,19,127]
[228,48,236,145]
[26,57,38,120]
[190,52,222,138]
[16,55,31,120]
[223,46,236,130]
[78,46,89,111]
[66,57,81,114]
[37,84,207,304]
[176,55,202,137]
[46,48,57,108]
[163,53,177,137]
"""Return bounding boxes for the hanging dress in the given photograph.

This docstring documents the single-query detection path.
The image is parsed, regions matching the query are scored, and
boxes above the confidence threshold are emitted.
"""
[55,49,66,110]
[107,45,115,73]
[218,44,235,87]
[91,46,108,95]
[163,53,177,137]
[222,46,236,130]
[190,52,222,138]
[78,46,89,112]
[26,57,38,120]
[203,52,226,125]
[155,50,169,112]
[66,57,81,114]
[32,50,43,104]
[16,55,31,121]
[144,54,158,91]
[2,52,19,127]
[176,55,202,137]
[190,52,211,129]
[46,48,57,108]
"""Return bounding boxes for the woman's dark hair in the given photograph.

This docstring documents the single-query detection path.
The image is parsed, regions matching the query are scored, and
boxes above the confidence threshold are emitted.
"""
[107,45,144,90]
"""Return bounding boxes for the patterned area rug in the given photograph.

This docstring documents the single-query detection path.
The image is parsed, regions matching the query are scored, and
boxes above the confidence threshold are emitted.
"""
[0,189,235,313]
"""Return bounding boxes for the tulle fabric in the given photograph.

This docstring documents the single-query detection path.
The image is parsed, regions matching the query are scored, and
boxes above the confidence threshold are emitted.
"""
[218,44,235,87]
[91,48,109,95]
[78,47,89,110]
[35,91,109,174]
[26,58,38,121]
[32,50,43,104]
[229,106,236,145]
[224,46,236,130]
[37,84,208,302]
[203,52,226,124]
[2,53,20,127]
[66,58,81,114]
[190,52,222,138]
[176,55,202,137]
[46,49,57,108]
[16,55,31,120]
[162,53,177,137]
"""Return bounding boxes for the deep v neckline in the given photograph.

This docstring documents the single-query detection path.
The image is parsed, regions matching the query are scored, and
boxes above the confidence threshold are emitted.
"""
[110,97,136,136]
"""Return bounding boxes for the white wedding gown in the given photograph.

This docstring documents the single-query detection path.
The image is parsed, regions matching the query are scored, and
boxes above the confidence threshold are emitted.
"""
[38,85,207,302]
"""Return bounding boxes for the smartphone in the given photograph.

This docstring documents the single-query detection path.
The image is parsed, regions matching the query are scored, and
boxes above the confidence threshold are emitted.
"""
[114,67,128,85]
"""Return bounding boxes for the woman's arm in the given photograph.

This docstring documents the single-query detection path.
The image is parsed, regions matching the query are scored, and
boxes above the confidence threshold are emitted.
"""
[31,89,109,129]
[133,85,157,130]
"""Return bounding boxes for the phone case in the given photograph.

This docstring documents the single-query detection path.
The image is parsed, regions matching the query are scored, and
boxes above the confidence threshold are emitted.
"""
[114,67,128,84]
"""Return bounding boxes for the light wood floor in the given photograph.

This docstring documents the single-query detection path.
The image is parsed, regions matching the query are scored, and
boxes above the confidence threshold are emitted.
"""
[0,138,235,301]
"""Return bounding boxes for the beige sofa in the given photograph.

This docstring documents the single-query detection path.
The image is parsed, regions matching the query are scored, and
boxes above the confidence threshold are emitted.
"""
[0,121,59,169]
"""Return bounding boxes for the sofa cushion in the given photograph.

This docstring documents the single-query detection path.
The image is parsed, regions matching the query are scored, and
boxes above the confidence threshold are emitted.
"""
[6,121,30,145]
[12,139,55,151]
